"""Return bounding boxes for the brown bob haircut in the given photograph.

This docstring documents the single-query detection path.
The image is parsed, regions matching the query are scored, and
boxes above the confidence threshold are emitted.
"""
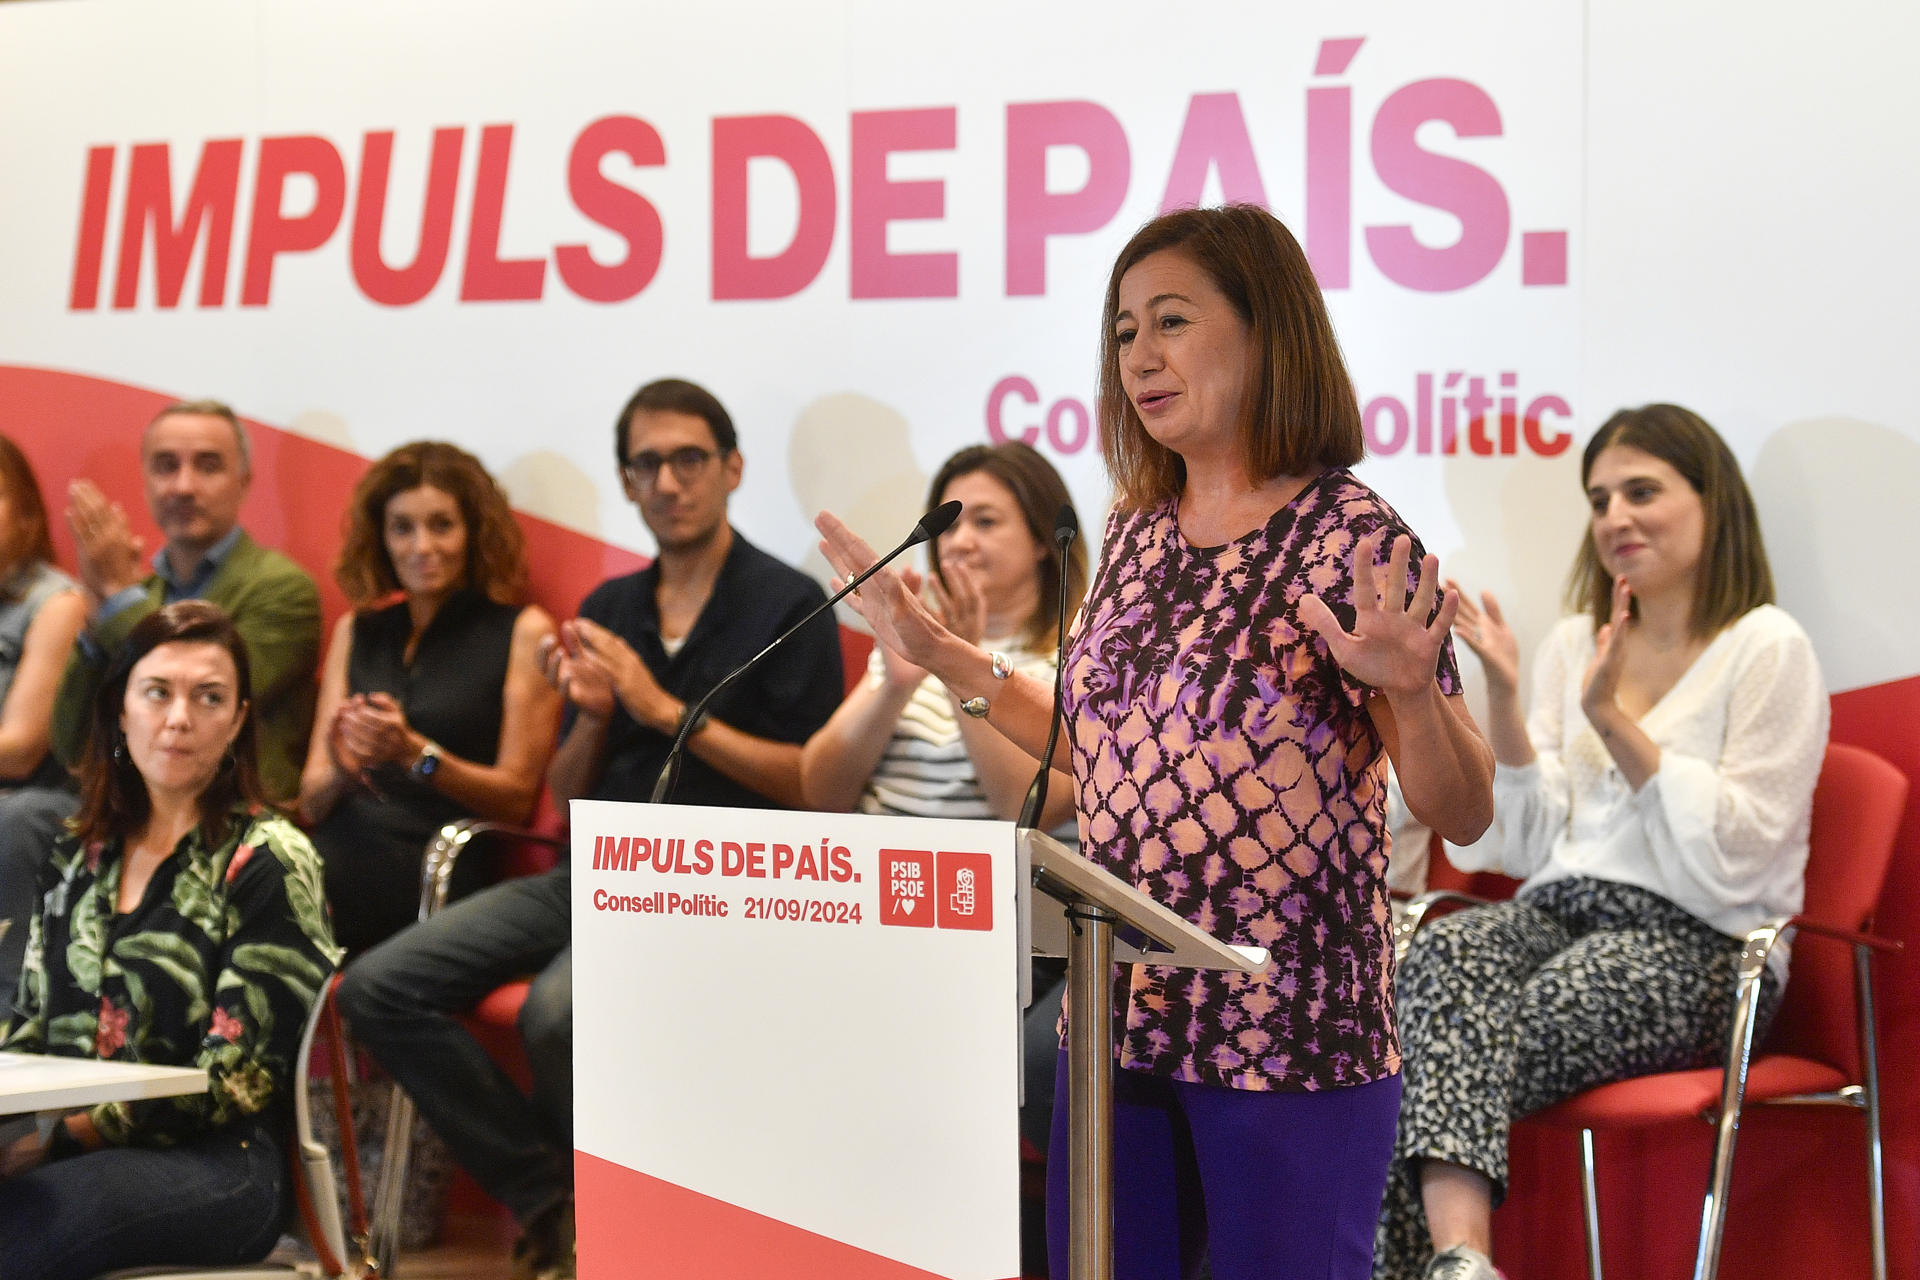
[925,442,1091,650]
[335,441,527,607]
[0,434,57,580]
[1565,403,1775,638]
[1098,204,1364,509]
[74,600,265,848]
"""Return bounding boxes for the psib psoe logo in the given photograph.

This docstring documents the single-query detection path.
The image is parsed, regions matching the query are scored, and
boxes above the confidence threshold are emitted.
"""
[878,850,992,931]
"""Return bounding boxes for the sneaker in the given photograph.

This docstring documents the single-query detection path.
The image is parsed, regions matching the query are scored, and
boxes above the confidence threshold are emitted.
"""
[1424,1244,1503,1280]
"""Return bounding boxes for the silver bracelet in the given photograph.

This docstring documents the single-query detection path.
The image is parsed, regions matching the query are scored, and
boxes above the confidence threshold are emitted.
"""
[988,651,1014,680]
[959,695,990,718]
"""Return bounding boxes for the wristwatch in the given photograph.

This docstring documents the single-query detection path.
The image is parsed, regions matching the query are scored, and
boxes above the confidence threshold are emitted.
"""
[409,740,443,781]
[674,703,711,739]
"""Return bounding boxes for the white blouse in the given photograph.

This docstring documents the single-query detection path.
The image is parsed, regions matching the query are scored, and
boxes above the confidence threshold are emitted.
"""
[1451,605,1828,978]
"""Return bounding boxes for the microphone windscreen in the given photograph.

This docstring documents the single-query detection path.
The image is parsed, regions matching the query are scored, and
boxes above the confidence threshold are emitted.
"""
[1053,502,1078,544]
[912,498,963,544]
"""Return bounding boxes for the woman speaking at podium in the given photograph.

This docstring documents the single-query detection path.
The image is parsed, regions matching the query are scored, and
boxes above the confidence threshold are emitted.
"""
[819,204,1493,1280]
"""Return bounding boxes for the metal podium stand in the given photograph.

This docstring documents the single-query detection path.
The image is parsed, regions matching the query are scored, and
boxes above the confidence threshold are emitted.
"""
[1019,829,1270,1280]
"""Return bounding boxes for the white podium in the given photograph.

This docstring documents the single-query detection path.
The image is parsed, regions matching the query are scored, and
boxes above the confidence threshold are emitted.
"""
[570,802,1266,1280]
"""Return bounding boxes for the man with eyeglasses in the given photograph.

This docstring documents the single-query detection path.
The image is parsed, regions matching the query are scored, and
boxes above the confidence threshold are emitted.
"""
[338,377,842,1280]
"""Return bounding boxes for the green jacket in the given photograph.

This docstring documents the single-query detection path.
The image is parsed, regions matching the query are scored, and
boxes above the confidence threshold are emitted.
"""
[52,532,321,803]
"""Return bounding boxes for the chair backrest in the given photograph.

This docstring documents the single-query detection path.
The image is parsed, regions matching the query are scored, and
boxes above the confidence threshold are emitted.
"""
[1762,742,1910,1075]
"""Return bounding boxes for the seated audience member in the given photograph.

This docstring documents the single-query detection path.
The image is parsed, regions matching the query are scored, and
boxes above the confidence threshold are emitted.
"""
[338,378,843,1280]
[299,441,561,953]
[0,401,324,930]
[799,440,1085,1166]
[1376,404,1828,1280]
[0,436,86,1023]
[0,601,341,1280]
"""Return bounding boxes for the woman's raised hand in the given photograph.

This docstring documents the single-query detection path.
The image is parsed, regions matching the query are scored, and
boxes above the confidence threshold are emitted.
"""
[817,511,958,675]
[928,557,987,646]
[1581,575,1633,723]
[1299,530,1458,698]
[871,567,932,689]
[1449,582,1520,697]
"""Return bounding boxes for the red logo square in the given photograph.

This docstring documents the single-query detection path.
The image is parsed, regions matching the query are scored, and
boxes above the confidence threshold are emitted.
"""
[936,852,993,931]
[878,849,934,927]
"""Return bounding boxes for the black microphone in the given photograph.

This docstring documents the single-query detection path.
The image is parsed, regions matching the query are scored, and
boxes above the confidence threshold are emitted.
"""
[650,499,964,804]
[1016,502,1078,830]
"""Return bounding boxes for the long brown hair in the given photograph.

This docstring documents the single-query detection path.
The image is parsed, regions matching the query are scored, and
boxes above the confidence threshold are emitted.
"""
[335,441,527,607]
[0,434,57,579]
[925,443,1090,650]
[73,601,265,847]
[1565,403,1775,638]
[1098,204,1364,510]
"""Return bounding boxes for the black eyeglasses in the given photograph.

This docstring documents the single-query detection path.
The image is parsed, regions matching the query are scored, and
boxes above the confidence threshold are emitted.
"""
[622,446,721,485]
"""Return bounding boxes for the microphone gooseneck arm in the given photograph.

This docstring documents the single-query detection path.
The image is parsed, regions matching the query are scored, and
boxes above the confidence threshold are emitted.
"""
[649,499,963,805]
[1016,503,1078,830]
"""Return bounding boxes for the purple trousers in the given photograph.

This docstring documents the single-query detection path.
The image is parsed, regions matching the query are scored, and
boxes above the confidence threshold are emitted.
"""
[1046,1052,1401,1280]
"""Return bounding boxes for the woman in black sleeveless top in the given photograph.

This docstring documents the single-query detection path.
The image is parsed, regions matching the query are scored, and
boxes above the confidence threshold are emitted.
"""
[299,442,562,952]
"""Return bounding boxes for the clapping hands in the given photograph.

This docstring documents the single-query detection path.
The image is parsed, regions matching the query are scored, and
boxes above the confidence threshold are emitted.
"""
[1448,582,1521,697]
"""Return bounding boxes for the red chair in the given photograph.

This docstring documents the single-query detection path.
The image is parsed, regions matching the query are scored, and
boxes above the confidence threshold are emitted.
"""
[1513,743,1909,1280]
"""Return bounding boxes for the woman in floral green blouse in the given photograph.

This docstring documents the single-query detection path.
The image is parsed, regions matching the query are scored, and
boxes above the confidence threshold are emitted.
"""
[0,600,341,1280]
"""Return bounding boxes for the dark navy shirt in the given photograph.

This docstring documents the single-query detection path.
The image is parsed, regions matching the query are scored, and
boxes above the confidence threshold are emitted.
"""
[576,528,843,809]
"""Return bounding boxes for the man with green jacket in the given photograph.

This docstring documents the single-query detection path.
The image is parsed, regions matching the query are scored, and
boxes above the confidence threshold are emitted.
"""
[50,400,321,801]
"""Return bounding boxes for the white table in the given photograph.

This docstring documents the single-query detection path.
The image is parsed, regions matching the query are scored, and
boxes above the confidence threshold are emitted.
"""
[0,1052,206,1113]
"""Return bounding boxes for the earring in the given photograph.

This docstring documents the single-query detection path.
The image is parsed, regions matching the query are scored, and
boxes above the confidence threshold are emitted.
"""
[112,736,126,762]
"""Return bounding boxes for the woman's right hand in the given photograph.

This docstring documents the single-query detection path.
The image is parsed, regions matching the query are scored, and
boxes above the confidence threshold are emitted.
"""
[817,511,959,677]
[1449,582,1521,698]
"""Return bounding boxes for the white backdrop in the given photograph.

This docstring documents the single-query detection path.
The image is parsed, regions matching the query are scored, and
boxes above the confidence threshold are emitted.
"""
[1,0,1915,698]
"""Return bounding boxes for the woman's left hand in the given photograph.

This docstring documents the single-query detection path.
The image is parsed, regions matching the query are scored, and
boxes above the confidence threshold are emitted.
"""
[1580,576,1633,724]
[928,558,988,646]
[335,692,418,768]
[1299,530,1458,697]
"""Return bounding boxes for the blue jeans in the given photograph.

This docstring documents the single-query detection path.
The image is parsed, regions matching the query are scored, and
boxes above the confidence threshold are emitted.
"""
[0,788,78,1027]
[336,867,572,1223]
[1047,1053,1402,1280]
[0,1118,288,1280]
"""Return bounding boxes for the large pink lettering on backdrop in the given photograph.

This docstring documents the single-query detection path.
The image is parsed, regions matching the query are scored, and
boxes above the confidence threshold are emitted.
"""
[68,41,1565,312]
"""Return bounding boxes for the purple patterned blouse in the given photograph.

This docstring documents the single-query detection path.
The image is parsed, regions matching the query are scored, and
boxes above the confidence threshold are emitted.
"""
[1062,469,1460,1092]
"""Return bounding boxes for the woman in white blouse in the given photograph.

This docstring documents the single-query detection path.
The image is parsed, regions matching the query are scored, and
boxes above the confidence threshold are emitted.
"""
[1375,404,1828,1280]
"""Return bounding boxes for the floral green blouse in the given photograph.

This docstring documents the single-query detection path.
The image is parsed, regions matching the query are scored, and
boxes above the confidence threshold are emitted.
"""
[2,804,342,1147]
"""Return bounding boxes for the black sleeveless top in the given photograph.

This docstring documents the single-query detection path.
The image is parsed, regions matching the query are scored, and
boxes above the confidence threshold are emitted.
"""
[322,590,519,846]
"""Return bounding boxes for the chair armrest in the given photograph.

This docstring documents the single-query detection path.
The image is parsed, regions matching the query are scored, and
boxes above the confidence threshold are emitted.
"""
[1738,913,1904,981]
[1782,915,1903,955]
[417,819,567,920]
[1395,890,1493,962]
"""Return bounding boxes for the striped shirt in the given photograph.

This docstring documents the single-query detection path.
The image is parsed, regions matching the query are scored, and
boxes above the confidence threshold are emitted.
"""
[858,640,1072,840]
